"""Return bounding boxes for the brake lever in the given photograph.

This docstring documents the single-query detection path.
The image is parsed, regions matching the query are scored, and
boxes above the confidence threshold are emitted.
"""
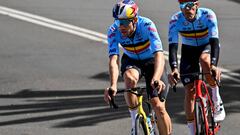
[108,88,119,109]
[172,73,179,92]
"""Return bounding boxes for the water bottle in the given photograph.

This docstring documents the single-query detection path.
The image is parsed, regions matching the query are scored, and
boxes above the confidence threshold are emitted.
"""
[147,116,153,134]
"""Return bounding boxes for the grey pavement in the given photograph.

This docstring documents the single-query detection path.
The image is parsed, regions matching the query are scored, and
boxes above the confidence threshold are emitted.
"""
[0,0,239,135]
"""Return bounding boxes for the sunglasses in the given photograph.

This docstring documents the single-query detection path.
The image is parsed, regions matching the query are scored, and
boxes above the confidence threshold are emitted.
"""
[116,19,133,27]
[179,2,196,10]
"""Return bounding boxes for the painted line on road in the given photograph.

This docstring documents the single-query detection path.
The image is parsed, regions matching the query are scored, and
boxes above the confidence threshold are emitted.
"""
[0,5,239,83]
[0,6,107,44]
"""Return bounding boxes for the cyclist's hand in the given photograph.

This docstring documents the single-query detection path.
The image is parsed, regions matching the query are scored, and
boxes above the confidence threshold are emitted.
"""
[151,80,165,94]
[168,68,180,87]
[211,65,221,81]
[104,87,117,104]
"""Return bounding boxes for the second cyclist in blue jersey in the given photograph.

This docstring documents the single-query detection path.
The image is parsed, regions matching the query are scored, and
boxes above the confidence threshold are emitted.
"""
[104,0,172,135]
[167,0,226,135]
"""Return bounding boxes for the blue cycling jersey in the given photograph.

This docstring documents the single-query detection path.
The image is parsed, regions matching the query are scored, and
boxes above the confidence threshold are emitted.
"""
[168,8,219,46]
[107,16,163,60]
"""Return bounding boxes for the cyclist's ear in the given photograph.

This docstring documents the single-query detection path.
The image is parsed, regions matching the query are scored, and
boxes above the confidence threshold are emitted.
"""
[133,17,138,23]
[195,1,200,8]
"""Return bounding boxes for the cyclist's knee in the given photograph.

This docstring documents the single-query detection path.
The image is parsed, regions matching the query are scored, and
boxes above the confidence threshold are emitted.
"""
[151,100,167,117]
[123,73,138,87]
[185,85,195,99]
[205,73,216,87]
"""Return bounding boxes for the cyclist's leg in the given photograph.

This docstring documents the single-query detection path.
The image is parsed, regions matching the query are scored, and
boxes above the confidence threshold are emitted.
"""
[144,60,172,135]
[180,46,201,135]
[183,83,195,135]
[121,54,141,133]
[181,67,196,135]
[200,50,225,122]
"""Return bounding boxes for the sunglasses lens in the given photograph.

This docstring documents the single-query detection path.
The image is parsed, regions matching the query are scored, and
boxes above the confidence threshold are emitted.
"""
[180,2,195,9]
[116,19,131,26]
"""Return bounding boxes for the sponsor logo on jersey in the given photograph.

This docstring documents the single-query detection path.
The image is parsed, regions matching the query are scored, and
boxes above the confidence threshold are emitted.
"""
[144,22,151,26]
[183,21,189,26]
[170,19,177,24]
[109,48,117,54]
[148,27,157,32]
[108,33,116,39]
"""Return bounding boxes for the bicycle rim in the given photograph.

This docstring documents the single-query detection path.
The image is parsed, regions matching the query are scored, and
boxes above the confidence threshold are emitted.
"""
[135,114,148,135]
[195,101,207,135]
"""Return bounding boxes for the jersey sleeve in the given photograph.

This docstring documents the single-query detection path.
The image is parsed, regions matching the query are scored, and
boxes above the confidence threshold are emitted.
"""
[168,14,179,44]
[107,24,120,57]
[207,9,219,38]
[144,19,163,53]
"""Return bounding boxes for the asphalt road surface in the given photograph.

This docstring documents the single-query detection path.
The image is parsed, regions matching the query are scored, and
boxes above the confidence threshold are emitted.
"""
[0,0,239,135]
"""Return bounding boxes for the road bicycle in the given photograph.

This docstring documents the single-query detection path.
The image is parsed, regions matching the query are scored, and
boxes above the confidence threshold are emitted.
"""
[108,82,168,135]
[173,72,221,135]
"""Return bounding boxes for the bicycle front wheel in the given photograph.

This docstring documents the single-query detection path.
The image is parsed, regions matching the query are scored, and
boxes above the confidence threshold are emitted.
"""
[135,114,148,135]
[195,101,207,135]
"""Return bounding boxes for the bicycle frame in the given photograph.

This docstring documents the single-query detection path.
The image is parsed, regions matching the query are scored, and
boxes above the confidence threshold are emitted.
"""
[194,78,220,135]
[136,92,152,135]
[108,87,156,135]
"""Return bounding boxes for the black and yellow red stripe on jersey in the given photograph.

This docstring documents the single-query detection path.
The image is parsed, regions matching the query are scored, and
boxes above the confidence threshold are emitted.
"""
[179,28,208,38]
[122,40,150,54]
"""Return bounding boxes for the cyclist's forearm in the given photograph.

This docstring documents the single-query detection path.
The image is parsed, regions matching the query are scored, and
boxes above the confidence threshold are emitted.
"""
[153,51,165,80]
[169,43,178,71]
[109,55,119,88]
[209,38,220,66]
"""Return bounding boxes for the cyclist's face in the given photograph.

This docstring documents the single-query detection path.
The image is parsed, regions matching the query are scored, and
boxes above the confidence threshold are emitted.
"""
[180,2,199,21]
[116,18,136,37]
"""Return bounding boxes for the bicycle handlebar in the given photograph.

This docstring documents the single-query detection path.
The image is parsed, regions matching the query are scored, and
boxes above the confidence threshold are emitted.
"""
[108,88,119,109]
[172,72,222,92]
[108,81,167,109]
[211,69,222,87]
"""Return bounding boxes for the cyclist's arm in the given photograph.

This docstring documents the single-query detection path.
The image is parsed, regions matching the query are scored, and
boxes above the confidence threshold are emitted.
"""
[107,24,120,90]
[169,43,178,71]
[153,51,165,81]
[209,38,220,66]
[168,14,179,71]
[109,55,119,90]
[207,9,220,66]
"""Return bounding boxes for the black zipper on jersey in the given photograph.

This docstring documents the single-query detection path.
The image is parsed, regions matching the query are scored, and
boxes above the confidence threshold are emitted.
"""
[191,22,199,46]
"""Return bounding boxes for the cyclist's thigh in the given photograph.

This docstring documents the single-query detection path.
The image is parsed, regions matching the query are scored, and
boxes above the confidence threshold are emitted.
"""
[142,58,169,99]
[159,67,170,99]
[121,54,142,79]
[141,58,155,98]
[199,44,211,72]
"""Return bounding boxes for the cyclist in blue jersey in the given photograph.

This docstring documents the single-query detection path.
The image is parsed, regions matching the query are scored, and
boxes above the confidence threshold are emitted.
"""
[167,0,225,135]
[104,0,172,135]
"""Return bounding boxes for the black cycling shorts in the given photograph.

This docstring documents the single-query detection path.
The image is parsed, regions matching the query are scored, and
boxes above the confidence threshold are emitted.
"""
[180,44,211,86]
[121,54,169,99]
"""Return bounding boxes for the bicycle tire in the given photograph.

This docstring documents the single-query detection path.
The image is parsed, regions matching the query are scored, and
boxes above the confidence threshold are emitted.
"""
[195,101,207,135]
[135,114,148,135]
[207,100,216,135]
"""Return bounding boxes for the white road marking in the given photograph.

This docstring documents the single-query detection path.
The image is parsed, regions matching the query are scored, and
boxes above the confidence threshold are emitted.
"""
[0,6,108,44]
[0,5,239,83]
